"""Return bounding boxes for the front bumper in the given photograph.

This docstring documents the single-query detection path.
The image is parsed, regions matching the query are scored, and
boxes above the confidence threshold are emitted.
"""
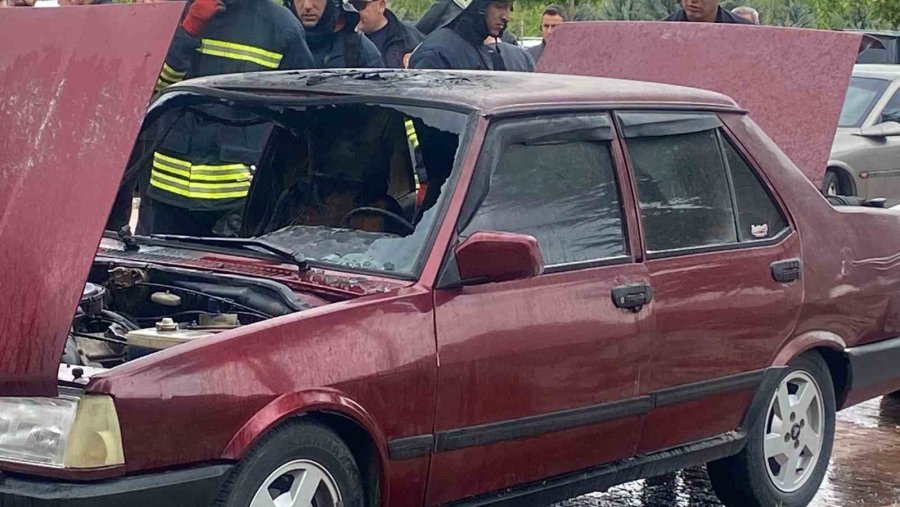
[0,464,232,507]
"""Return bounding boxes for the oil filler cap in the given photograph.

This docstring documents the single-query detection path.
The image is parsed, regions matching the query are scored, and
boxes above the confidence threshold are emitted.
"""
[155,318,179,332]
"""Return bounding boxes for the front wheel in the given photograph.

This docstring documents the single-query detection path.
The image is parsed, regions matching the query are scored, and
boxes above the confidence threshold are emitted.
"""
[822,170,845,196]
[214,420,364,507]
[708,353,836,507]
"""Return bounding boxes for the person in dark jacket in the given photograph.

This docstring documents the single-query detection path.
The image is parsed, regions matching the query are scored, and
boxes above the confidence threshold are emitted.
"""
[354,0,424,69]
[663,0,751,23]
[290,0,383,68]
[485,38,534,71]
[352,0,429,205]
[527,4,564,65]
[409,0,533,72]
[415,0,517,45]
[156,0,315,90]
[133,0,316,236]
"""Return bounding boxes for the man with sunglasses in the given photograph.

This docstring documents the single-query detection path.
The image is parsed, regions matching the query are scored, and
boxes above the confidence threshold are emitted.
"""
[353,0,423,69]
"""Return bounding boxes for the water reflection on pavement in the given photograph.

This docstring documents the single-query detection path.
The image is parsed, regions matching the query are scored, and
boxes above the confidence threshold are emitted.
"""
[554,396,900,507]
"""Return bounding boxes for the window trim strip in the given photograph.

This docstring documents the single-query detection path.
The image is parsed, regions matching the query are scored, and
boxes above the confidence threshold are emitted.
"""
[644,228,794,260]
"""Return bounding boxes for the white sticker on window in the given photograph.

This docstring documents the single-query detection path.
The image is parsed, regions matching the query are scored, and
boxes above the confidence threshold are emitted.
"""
[751,224,769,238]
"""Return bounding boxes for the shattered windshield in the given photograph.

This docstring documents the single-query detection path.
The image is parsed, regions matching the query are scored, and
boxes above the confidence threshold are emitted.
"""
[127,100,470,278]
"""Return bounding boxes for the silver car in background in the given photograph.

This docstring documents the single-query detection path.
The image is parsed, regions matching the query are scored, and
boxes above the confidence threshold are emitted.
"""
[828,65,900,203]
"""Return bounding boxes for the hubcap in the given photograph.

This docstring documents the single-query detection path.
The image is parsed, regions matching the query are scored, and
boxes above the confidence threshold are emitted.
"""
[250,459,342,507]
[764,371,825,493]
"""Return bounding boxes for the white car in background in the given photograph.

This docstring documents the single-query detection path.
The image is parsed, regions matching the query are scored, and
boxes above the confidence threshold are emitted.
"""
[827,64,900,203]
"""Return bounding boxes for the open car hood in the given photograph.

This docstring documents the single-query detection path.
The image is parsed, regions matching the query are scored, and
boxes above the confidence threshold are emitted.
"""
[0,4,182,396]
[539,22,861,186]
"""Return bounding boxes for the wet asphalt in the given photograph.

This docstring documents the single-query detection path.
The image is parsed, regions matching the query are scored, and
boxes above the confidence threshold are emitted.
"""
[552,396,900,507]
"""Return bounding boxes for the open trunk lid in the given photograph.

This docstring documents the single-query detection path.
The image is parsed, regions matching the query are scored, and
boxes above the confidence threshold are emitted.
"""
[0,4,182,396]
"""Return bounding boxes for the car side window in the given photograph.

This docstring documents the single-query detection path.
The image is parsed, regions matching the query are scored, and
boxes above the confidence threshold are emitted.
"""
[619,112,737,253]
[722,138,789,242]
[882,89,900,123]
[460,114,627,268]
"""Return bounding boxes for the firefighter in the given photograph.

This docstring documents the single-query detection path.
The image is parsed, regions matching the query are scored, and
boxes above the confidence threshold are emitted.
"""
[409,0,533,72]
[139,0,316,236]
[290,0,383,68]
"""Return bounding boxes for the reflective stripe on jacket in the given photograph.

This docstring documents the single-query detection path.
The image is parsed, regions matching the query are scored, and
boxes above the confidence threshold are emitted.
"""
[153,0,314,92]
[150,152,252,201]
[146,0,312,211]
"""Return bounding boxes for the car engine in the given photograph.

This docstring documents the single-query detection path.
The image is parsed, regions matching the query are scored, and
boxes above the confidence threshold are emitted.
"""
[63,264,309,367]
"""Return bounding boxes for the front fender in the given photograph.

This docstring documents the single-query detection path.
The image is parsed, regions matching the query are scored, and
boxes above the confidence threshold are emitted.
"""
[221,388,390,505]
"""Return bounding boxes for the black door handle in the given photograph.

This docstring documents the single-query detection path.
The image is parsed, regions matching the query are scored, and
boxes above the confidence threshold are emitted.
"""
[771,259,802,283]
[612,284,653,312]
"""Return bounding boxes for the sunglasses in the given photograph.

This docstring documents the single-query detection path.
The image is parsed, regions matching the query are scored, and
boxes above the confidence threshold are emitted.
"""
[348,0,372,10]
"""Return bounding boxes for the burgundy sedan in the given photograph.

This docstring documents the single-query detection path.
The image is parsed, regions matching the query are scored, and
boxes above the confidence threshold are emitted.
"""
[3,69,900,507]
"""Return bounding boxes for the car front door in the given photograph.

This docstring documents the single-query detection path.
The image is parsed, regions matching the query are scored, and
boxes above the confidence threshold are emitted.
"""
[862,85,900,203]
[426,113,652,504]
[616,111,804,454]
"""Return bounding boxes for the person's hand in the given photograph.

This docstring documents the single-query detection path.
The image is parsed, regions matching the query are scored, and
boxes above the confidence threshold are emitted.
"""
[182,0,225,37]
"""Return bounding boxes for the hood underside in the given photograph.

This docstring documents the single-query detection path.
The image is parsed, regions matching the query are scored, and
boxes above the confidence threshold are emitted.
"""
[539,22,862,187]
[0,3,183,396]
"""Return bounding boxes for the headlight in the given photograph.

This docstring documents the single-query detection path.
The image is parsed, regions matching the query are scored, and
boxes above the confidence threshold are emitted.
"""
[0,395,124,469]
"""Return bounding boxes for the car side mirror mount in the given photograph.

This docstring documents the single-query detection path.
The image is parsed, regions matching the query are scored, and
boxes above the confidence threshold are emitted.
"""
[453,231,544,286]
[858,121,900,138]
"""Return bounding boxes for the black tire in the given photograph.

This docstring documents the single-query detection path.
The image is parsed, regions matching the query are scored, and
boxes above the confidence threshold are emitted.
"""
[707,353,836,507]
[822,170,844,196]
[214,420,365,507]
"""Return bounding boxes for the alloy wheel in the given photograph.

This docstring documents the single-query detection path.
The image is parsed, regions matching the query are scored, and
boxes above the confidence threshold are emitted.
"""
[763,370,826,493]
[250,459,342,507]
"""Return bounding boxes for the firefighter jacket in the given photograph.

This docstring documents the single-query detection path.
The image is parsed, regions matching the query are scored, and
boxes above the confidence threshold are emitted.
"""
[148,0,315,211]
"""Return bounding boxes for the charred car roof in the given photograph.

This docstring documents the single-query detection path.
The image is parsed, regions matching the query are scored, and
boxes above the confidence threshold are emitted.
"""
[159,69,741,114]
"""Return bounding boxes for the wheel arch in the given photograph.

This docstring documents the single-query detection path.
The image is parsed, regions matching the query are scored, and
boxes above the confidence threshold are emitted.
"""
[825,163,858,196]
[220,388,389,507]
[772,331,850,409]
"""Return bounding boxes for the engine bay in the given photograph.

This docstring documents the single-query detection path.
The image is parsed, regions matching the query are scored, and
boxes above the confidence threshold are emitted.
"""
[63,263,315,368]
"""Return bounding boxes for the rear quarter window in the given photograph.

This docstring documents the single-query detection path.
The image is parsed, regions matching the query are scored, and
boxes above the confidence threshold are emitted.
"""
[722,139,789,242]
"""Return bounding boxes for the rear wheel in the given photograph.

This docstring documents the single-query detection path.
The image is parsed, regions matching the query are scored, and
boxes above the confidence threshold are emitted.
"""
[215,420,364,507]
[708,353,835,507]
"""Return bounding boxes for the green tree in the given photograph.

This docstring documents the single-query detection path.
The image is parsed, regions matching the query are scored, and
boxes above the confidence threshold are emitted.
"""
[770,0,817,27]
[813,0,899,29]
[598,0,674,21]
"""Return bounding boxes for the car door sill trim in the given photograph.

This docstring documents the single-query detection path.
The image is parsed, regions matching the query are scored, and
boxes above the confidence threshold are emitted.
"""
[441,431,746,507]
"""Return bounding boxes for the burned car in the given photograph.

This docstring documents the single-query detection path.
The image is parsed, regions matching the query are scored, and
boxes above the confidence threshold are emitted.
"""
[5,62,900,507]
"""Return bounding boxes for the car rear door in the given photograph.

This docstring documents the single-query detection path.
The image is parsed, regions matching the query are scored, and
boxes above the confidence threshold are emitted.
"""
[427,112,652,504]
[616,111,804,454]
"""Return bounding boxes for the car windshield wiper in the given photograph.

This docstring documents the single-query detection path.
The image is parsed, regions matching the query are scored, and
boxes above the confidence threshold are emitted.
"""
[149,234,309,271]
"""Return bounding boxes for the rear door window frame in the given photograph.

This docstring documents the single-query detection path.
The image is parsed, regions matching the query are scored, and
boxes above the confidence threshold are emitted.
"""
[615,110,793,260]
